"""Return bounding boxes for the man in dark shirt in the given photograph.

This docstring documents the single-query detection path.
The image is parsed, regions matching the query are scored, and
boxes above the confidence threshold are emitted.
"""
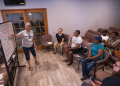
[54,28,64,55]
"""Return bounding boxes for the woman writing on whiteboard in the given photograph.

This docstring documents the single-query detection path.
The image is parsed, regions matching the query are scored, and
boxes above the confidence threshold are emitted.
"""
[11,22,39,71]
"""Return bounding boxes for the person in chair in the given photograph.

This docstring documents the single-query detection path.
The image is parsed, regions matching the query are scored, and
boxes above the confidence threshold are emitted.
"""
[54,28,64,55]
[81,36,104,80]
[64,30,83,66]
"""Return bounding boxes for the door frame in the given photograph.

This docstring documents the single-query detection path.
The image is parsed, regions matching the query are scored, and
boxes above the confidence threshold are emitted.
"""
[1,8,49,53]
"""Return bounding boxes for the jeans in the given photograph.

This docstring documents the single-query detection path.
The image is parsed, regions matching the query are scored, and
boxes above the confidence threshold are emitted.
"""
[82,58,97,76]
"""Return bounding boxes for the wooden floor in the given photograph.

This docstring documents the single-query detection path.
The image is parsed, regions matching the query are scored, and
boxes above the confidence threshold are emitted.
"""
[16,49,112,86]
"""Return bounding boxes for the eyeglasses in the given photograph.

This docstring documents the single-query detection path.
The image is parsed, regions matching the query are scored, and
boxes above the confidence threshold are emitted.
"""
[115,63,120,68]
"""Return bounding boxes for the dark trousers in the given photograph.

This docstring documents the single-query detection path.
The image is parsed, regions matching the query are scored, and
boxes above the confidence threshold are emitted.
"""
[23,45,36,60]
[82,58,97,76]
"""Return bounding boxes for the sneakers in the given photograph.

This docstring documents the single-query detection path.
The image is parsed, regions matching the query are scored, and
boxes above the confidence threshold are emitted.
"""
[61,52,63,55]
[63,59,69,62]
[54,52,63,55]
[81,76,89,80]
[54,52,56,54]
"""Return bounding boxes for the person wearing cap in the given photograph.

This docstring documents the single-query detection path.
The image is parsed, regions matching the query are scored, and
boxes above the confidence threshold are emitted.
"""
[54,28,64,55]
[101,30,109,45]
[64,30,83,66]
[105,32,120,50]
[81,36,104,80]
[11,22,39,71]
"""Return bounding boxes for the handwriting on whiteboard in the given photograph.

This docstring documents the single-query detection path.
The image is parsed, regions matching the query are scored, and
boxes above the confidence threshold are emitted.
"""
[0,21,16,62]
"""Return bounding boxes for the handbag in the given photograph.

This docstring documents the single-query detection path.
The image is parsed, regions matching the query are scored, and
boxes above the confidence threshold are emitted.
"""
[79,47,88,55]
[114,50,120,59]
[105,47,114,56]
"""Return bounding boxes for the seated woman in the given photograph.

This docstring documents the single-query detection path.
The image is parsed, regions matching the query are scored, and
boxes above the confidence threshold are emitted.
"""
[81,36,104,80]
[81,61,120,86]
[54,28,64,55]
[104,32,120,55]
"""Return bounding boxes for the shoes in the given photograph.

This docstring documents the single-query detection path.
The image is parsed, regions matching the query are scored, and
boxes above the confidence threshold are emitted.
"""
[81,76,89,80]
[54,52,56,54]
[61,52,63,55]
[63,59,69,62]
[67,63,72,66]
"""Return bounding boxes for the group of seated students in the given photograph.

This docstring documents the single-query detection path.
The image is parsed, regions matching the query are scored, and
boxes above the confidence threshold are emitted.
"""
[53,28,120,86]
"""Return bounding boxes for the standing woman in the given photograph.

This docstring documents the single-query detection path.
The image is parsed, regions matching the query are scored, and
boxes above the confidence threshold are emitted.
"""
[11,22,39,71]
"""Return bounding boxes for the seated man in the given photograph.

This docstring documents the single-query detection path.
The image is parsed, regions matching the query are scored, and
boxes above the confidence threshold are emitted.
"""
[101,29,109,45]
[54,28,64,55]
[81,36,104,80]
[64,30,83,66]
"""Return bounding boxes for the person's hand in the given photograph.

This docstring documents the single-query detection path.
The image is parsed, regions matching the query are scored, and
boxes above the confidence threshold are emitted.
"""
[68,47,71,50]
[34,45,37,48]
[11,34,15,37]
[87,56,91,60]
[91,81,96,86]
[58,44,60,47]
[91,80,102,86]
[94,80,102,86]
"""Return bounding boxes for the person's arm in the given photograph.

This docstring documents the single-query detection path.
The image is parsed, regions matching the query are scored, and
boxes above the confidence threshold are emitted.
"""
[90,49,103,59]
[11,34,19,38]
[60,34,64,44]
[61,38,64,43]
[69,42,72,47]
[104,39,109,46]
[56,38,58,43]
[56,34,58,43]
[102,36,109,43]
[87,48,92,59]
[102,39,106,43]
[91,80,102,86]
[88,47,91,56]
[107,42,119,48]
[105,39,120,48]
[33,38,37,48]
[11,31,23,38]
[70,43,81,49]
[70,37,82,49]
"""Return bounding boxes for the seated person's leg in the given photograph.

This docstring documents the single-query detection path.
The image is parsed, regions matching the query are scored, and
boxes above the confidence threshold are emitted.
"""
[65,47,69,57]
[82,58,90,77]
[86,60,97,76]
[60,42,64,54]
[67,51,73,65]
[54,42,58,54]
[67,48,81,65]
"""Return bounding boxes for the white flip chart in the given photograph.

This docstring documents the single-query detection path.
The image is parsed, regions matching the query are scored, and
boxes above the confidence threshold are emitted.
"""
[0,21,16,62]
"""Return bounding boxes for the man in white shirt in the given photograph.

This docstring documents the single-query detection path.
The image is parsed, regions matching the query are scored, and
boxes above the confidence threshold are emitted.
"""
[101,30,109,45]
[64,30,83,66]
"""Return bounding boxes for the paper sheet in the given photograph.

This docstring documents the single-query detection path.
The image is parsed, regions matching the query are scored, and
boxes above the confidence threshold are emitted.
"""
[47,42,52,44]
[0,85,4,86]
[0,73,3,80]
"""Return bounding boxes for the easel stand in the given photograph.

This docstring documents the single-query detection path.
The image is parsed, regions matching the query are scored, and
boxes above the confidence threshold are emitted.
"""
[0,40,25,86]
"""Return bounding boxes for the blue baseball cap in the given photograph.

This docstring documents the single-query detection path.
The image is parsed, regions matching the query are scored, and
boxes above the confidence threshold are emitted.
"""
[94,36,102,42]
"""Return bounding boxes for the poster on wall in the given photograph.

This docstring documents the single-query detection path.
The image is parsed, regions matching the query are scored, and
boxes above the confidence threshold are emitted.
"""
[0,21,16,62]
